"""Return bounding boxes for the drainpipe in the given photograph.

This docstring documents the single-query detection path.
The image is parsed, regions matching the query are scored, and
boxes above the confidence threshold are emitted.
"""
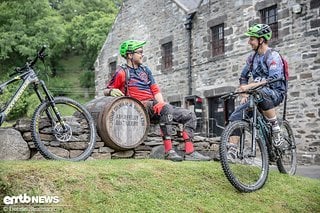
[184,12,196,95]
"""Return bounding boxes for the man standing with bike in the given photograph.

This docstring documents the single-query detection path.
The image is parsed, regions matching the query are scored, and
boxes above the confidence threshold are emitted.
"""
[227,24,287,160]
[103,40,210,162]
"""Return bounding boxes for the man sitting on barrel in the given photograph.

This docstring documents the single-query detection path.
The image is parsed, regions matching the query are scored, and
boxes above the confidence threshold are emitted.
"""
[103,40,210,162]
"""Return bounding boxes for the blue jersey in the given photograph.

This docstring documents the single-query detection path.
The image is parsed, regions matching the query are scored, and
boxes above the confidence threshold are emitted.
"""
[240,48,287,99]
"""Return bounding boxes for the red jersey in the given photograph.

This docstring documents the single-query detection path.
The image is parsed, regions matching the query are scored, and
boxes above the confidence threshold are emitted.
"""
[106,65,160,101]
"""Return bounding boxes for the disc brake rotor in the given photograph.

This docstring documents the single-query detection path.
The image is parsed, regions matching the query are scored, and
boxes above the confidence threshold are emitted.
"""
[54,123,72,142]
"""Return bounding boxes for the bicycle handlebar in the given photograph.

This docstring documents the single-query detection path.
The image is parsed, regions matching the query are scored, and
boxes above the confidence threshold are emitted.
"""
[220,77,284,100]
[250,77,284,90]
[29,45,47,67]
[10,45,47,76]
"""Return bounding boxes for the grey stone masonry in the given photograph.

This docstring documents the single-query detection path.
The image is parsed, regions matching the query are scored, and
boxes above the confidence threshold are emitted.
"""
[6,119,218,161]
[95,0,320,165]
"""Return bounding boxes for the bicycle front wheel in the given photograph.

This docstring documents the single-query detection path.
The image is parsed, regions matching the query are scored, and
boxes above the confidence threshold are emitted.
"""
[219,120,269,192]
[276,120,297,175]
[31,97,96,161]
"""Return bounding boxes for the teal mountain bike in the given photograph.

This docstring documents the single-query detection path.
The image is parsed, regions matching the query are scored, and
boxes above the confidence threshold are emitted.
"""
[219,78,296,192]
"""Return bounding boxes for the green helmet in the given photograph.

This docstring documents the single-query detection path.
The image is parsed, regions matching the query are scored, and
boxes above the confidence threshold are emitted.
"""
[245,24,272,41]
[119,40,146,58]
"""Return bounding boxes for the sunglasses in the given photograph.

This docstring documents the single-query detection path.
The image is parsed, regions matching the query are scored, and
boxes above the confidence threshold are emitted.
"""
[134,50,144,55]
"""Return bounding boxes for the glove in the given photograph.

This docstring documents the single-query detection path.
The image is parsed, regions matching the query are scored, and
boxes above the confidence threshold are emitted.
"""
[153,102,166,115]
[110,89,124,97]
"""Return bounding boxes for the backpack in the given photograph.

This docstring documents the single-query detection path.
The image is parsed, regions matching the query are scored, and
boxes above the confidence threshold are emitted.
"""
[264,49,289,81]
[119,64,148,96]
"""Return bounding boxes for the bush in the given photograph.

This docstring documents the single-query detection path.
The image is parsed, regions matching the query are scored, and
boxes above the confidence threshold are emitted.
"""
[0,84,29,121]
[79,71,95,88]
[46,77,71,96]
[26,93,41,118]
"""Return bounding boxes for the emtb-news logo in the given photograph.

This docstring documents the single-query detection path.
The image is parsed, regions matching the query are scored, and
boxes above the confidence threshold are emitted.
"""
[3,194,60,205]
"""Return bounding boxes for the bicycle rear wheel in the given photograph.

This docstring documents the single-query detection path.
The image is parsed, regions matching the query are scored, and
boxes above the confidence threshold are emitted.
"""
[31,97,96,161]
[219,120,269,192]
[276,120,297,175]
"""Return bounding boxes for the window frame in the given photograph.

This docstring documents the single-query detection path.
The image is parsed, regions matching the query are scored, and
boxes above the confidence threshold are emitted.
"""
[211,23,225,57]
[260,5,278,41]
[161,41,173,70]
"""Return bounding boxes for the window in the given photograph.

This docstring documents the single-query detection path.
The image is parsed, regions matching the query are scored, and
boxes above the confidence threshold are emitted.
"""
[211,23,225,56]
[260,5,278,41]
[162,42,173,70]
[109,61,117,79]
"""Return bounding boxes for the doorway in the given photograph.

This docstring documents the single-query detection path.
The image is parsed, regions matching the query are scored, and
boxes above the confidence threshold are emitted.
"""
[207,96,235,137]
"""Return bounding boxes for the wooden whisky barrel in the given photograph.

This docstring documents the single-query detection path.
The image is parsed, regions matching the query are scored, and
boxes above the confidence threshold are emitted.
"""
[86,96,150,150]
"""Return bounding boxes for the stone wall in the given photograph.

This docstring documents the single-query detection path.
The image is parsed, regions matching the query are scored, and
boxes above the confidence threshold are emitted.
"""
[95,0,320,165]
[5,119,218,160]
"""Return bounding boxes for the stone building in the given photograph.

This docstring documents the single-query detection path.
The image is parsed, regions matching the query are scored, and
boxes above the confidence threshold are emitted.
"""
[95,0,320,164]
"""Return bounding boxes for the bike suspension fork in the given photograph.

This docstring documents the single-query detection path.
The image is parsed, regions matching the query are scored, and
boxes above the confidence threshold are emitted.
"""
[35,81,67,129]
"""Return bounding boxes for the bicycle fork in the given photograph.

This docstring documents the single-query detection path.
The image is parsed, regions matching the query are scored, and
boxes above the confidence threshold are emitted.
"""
[239,102,258,159]
[33,80,67,132]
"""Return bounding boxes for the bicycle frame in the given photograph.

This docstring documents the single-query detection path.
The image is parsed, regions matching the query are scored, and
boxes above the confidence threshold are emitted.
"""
[239,93,275,161]
[0,68,55,126]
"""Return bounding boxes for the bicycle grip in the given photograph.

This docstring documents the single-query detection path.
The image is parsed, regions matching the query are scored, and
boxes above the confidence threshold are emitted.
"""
[38,45,47,56]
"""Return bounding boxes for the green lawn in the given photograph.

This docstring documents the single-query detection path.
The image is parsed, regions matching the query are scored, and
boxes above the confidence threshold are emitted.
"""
[0,160,319,212]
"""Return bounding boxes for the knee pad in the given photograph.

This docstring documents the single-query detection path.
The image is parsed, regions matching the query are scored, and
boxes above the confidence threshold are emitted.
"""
[159,123,172,138]
[258,93,275,111]
[159,104,173,123]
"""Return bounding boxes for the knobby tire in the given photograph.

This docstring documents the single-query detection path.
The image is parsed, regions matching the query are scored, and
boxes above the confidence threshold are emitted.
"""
[219,120,269,192]
[31,97,96,161]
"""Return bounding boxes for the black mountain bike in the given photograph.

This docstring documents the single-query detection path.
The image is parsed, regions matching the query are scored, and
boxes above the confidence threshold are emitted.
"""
[219,78,296,192]
[0,46,96,161]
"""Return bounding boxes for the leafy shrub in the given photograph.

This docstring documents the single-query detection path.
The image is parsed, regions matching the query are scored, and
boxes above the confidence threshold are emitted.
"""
[26,93,41,118]
[0,84,29,121]
[79,71,95,88]
[46,77,71,96]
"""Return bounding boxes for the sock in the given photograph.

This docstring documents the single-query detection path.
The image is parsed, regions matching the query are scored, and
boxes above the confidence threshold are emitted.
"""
[182,131,190,140]
[267,116,281,133]
[185,141,194,154]
[267,116,278,126]
[182,131,194,154]
[164,139,172,153]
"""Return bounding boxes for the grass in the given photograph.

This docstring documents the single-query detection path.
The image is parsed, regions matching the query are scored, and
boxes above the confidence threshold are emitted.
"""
[0,159,319,212]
